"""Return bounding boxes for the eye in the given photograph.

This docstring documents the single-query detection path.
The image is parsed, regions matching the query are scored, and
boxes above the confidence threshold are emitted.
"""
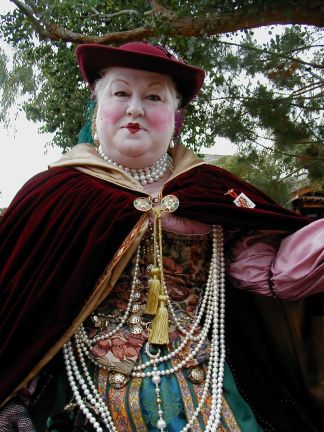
[114,91,128,97]
[147,94,162,101]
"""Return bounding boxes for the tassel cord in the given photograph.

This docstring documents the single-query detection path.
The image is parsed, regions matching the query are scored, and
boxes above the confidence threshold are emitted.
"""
[148,207,170,345]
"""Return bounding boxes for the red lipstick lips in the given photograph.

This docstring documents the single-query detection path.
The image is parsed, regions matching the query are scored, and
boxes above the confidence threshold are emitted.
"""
[125,122,141,133]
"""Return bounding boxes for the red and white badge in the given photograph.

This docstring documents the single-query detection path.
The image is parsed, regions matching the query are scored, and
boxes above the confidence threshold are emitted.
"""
[225,189,256,208]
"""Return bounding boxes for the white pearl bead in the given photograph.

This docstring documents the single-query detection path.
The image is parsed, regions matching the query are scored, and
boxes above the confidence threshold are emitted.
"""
[152,374,161,384]
[157,418,167,429]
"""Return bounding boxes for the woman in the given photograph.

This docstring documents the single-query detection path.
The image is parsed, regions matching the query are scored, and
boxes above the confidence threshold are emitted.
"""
[0,42,323,432]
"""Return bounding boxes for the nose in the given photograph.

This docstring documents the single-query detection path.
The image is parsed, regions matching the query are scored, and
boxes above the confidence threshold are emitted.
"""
[126,96,144,117]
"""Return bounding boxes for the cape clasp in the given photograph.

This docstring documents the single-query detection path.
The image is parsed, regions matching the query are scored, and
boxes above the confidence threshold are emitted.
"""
[133,195,179,213]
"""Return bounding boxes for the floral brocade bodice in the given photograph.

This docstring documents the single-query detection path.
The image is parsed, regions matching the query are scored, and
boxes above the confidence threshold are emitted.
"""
[48,225,263,432]
[86,227,212,378]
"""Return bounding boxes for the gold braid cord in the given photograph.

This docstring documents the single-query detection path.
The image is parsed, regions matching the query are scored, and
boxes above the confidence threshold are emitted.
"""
[133,194,179,345]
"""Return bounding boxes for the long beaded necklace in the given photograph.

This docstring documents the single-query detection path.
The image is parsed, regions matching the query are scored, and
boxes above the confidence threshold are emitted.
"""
[63,225,225,432]
[97,145,173,186]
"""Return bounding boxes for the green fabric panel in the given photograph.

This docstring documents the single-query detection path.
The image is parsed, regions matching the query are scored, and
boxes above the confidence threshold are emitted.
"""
[139,346,187,431]
[77,100,96,145]
[223,362,264,431]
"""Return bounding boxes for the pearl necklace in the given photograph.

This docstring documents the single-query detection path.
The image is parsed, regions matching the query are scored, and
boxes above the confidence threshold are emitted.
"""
[64,226,225,432]
[97,146,173,185]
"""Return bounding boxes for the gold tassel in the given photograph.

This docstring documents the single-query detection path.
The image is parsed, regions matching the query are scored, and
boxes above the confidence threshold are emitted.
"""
[144,267,160,315]
[148,295,169,345]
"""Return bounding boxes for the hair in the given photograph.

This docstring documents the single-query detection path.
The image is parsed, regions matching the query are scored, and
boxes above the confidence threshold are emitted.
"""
[94,67,182,111]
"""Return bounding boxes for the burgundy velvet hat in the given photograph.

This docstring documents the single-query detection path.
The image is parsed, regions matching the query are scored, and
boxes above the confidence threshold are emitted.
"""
[76,42,205,108]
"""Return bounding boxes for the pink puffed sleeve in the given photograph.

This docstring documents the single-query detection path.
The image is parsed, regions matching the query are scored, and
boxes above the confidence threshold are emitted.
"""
[227,219,324,300]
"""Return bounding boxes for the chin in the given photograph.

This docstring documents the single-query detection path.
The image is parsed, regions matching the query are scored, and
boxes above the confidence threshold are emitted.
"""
[120,149,147,163]
[125,157,155,169]
[119,146,157,166]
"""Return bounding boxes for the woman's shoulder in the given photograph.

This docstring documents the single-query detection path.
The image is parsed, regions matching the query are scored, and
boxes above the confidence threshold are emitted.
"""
[10,166,87,201]
[11,163,126,203]
[1,166,109,221]
[0,167,82,222]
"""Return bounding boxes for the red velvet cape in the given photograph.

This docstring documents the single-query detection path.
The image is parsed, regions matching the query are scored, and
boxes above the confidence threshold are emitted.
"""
[0,164,310,410]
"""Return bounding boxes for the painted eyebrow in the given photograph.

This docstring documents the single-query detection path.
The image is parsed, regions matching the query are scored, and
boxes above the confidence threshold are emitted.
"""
[147,82,166,90]
[110,79,129,86]
[110,79,166,89]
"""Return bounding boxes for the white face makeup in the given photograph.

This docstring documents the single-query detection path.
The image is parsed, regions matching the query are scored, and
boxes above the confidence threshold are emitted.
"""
[95,67,178,169]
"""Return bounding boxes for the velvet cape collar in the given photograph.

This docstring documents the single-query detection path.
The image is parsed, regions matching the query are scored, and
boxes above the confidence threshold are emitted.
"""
[0,143,310,406]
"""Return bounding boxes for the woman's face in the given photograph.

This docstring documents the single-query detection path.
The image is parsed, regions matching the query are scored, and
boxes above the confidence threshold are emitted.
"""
[96,67,178,169]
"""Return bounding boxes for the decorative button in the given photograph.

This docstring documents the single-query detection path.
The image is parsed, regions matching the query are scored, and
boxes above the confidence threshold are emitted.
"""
[132,303,141,313]
[187,365,206,384]
[133,197,152,212]
[160,195,179,212]
[108,372,129,389]
[132,291,141,300]
[130,325,144,334]
[129,315,141,325]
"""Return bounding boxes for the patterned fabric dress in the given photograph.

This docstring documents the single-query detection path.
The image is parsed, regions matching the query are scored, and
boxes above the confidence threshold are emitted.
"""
[45,227,263,432]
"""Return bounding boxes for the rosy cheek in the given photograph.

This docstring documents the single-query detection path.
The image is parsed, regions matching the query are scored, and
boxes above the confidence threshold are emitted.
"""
[148,108,174,132]
[100,105,123,126]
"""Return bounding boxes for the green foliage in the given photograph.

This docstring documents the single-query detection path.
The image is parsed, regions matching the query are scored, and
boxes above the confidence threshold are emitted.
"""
[217,149,298,205]
[0,47,35,125]
[0,0,323,202]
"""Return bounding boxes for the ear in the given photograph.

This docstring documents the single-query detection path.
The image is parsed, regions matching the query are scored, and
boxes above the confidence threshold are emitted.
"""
[174,109,185,139]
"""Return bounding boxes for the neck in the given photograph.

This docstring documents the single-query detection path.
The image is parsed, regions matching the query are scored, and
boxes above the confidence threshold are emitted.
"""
[142,171,172,196]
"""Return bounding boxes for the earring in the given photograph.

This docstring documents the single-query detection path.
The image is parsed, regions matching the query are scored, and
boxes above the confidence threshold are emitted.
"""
[169,139,175,149]
[91,105,99,147]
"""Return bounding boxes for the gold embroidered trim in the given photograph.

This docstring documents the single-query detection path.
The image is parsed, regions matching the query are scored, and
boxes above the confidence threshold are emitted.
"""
[128,377,147,432]
[221,396,242,432]
[108,385,131,430]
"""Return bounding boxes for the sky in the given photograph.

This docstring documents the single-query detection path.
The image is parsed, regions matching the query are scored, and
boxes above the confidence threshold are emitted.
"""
[0,1,241,207]
[0,0,61,207]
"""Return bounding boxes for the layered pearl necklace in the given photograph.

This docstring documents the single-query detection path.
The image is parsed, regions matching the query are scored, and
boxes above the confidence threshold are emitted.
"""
[64,225,225,432]
[97,145,173,186]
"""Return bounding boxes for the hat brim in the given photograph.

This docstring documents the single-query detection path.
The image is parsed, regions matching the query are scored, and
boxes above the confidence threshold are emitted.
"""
[76,44,205,108]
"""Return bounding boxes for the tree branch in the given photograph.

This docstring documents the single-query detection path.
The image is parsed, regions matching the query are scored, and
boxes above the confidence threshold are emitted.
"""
[246,128,323,160]
[290,81,323,97]
[9,1,324,44]
[81,9,139,21]
[219,41,324,69]
[249,138,302,159]
[24,0,38,13]
[9,0,50,39]
[278,166,305,182]
[281,44,324,56]
[46,24,155,44]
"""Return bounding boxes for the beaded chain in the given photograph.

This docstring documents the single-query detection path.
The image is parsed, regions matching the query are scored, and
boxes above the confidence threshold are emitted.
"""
[63,225,225,431]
